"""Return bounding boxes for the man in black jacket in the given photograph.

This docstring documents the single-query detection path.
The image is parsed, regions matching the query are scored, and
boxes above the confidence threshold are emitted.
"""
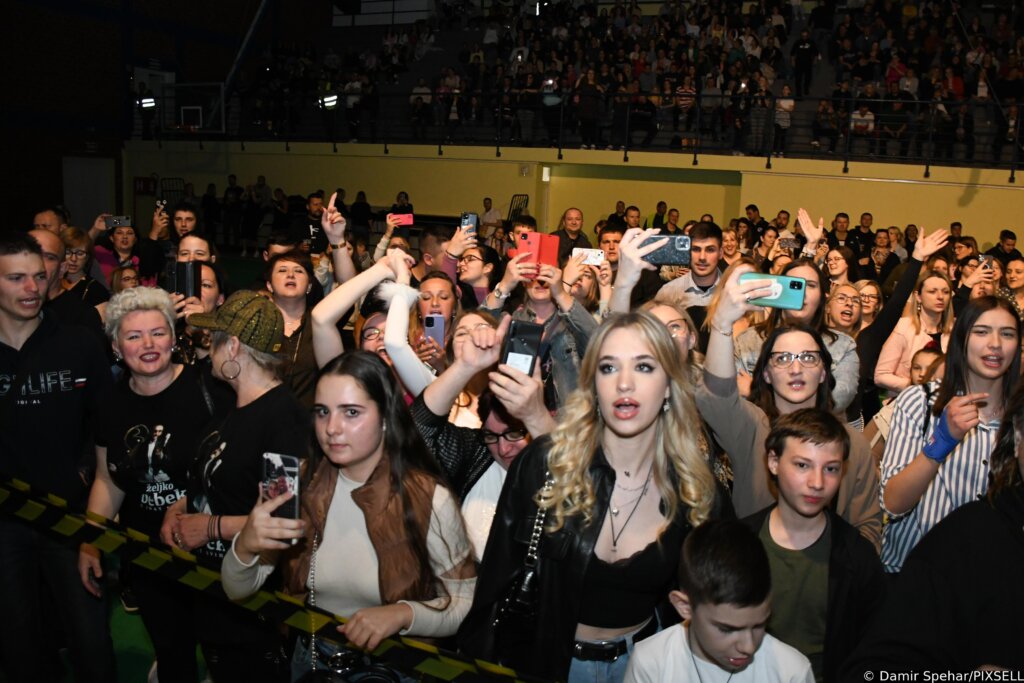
[743,409,885,683]
[0,232,115,682]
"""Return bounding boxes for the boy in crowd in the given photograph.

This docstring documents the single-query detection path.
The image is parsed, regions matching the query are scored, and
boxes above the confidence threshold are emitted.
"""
[743,409,885,682]
[624,519,814,683]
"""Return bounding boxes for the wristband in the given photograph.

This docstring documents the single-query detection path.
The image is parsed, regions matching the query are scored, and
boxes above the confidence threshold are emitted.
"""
[709,321,733,337]
[922,408,959,463]
[216,515,224,541]
[330,241,346,248]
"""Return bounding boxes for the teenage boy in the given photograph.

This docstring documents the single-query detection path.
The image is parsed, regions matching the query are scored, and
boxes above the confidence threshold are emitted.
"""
[624,519,814,683]
[743,409,886,683]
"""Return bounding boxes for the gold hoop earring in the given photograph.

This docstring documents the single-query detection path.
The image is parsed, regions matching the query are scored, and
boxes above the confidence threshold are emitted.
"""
[220,359,241,380]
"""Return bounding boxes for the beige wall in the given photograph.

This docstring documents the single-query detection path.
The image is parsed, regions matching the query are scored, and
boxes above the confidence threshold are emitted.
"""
[123,142,1023,248]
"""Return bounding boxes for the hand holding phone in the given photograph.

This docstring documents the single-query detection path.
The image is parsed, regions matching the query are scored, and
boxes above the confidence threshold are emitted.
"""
[738,273,806,310]
[501,320,544,375]
[390,213,415,226]
[262,453,300,523]
[460,212,480,236]
[105,215,132,230]
[423,313,446,350]
[572,248,605,265]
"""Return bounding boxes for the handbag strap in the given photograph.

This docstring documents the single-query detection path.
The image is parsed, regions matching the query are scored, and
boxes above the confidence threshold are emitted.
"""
[524,476,553,569]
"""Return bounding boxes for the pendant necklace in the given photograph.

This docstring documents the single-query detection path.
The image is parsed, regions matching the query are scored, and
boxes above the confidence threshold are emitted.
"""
[608,465,653,552]
[689,629,734,683]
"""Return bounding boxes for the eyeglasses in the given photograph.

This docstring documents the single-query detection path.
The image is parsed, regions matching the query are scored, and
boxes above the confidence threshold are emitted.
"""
[859,293,880,301]
[832,294,862,306]
[481,429,528,444]
[826,257,844,264]
[67,249,88,259]
[768,351,823,369]
[361,327,384,341]
[459,255,483,264]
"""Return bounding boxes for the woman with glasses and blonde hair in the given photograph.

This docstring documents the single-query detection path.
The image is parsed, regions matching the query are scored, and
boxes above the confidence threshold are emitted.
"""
[697,264,882,548]
[459,312,727,682]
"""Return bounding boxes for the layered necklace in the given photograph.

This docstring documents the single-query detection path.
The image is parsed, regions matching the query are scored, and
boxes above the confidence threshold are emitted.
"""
[608,463,653,553]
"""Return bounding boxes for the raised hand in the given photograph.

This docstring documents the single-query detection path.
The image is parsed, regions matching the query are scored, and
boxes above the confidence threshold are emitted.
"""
[911,226,950,261]
[617,228,666,288]
[458,314,510,372]
[561,252,588,288]
[711,264,776,328]
[796,208,825,249]
[387,248,416,285]
[321,191,347,245]
[499,252,538,291]
[446,225,478,259]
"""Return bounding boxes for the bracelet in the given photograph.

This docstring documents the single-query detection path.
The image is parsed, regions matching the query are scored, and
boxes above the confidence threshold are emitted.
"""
[330,241,346,249]
[493,284,510,300]
[709,321,733,337]
[206,515,216,542]
[922,409,959,463]
[445,250,458,260]
[216,515,224,541]
[562,280,572,287]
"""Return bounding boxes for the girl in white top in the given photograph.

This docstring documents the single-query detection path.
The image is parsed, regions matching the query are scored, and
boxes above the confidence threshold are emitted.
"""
[221,351,475,678]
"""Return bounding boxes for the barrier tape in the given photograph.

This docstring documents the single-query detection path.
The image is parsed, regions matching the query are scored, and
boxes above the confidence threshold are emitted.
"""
[0,478,549,683]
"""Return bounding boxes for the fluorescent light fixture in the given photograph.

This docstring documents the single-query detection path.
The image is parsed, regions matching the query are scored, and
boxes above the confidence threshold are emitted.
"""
[140,98,156,109]
[321,94,339,110]
[542,166,551,182]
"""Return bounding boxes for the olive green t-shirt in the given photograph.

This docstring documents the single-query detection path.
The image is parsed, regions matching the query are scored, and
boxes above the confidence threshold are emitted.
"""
[759,513,830,682]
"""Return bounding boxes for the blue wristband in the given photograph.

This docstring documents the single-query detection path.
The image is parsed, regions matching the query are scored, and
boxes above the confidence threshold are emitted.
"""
[922,408,959,463]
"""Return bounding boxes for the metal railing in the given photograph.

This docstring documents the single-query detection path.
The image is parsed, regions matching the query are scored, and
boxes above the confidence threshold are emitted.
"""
[134,86,1023,179]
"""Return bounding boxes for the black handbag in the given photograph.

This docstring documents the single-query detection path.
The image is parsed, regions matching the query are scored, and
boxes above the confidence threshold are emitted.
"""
[491,476,552,663]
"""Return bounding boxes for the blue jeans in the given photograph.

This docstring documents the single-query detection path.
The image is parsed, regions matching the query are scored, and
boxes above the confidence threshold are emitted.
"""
[0,519,115,682]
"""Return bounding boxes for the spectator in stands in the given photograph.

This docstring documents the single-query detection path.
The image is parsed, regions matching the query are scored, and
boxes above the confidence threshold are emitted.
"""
[553,207,591,265]
[985,229,1023,267]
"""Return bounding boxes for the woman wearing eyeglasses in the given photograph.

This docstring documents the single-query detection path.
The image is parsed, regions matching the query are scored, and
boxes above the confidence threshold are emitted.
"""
[59,227,110,307]
[826,247,858,286]
[697,264,882,550]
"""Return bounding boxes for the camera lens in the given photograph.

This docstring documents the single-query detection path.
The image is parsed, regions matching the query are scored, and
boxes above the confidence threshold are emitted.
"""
[790,281,803,290]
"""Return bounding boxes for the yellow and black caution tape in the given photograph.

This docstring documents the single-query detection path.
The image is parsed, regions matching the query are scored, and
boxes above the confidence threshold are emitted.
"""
[0,478,549,683]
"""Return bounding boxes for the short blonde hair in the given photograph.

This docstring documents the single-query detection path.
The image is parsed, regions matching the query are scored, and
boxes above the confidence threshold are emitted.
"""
[104,286,176,340]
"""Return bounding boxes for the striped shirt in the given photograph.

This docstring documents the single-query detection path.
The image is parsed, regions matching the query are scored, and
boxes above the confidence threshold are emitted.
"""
[880,382,998,573]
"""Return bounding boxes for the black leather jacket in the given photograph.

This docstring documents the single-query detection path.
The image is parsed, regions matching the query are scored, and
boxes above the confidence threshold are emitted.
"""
[457,436,733,681]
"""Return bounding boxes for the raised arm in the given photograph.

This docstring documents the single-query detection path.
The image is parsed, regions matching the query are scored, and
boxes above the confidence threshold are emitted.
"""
[310,257,396,368]
[442,223,478,284]
[422,315,509,416]
[704,264,774,386]
[321,191,356,285]
[609,228,668,313]
[383,250,437,396]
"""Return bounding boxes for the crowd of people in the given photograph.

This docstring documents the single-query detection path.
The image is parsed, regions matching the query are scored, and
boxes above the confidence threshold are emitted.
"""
[3,188,1024,683]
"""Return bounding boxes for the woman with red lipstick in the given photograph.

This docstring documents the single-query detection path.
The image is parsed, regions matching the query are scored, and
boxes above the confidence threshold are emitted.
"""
[459,312,727,682]
[79,287,232,683]
[697,265,882,550]
[880,297,1021,573]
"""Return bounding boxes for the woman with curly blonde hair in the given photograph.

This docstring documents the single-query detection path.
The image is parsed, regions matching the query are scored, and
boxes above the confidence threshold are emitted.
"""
[458,311,728,683]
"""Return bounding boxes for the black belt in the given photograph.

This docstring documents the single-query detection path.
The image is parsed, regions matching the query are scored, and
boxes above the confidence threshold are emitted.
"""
[572,617,658,662]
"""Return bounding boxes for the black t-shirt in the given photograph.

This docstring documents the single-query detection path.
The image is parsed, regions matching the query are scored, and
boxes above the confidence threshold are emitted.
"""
[0,313,112,508]
[64,278,110,307]
[96,364,228,537]
[189,383,310,564]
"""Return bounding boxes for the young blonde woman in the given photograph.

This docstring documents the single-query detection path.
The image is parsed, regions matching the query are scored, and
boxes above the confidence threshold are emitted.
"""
[874,270,954,394]
[719,227,743,270]
[458,312,727,682]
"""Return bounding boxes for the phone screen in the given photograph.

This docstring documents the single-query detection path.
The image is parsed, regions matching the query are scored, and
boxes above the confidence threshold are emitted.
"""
[262,453,300,521]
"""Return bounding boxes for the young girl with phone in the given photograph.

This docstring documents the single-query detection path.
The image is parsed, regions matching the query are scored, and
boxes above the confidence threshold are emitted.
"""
[222,352,476,680]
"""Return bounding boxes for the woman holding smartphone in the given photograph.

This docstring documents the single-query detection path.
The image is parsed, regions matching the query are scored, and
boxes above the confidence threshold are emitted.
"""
[459,312,726,682]
[222,351,476,680]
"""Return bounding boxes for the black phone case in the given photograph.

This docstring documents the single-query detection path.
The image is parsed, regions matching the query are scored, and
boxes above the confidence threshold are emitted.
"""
[262,454,300,519]
[174,261,202,299]
[500,321,544,376]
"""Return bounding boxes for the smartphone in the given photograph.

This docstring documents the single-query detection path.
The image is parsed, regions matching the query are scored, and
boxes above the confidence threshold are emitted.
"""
[104,215,132,229]
[738,273,807,310]
[262,453,300,523]
[572,247,605,265]
[640,234,691,266]
[174,261,202,299]
[978,255,992,270]
[156,199,168,215]
[501,320,544,375]
[519,232,560,276]
[391,213,415,226]
[778,238,800,250]
[460,212,479,236]
[424,313,446,349]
